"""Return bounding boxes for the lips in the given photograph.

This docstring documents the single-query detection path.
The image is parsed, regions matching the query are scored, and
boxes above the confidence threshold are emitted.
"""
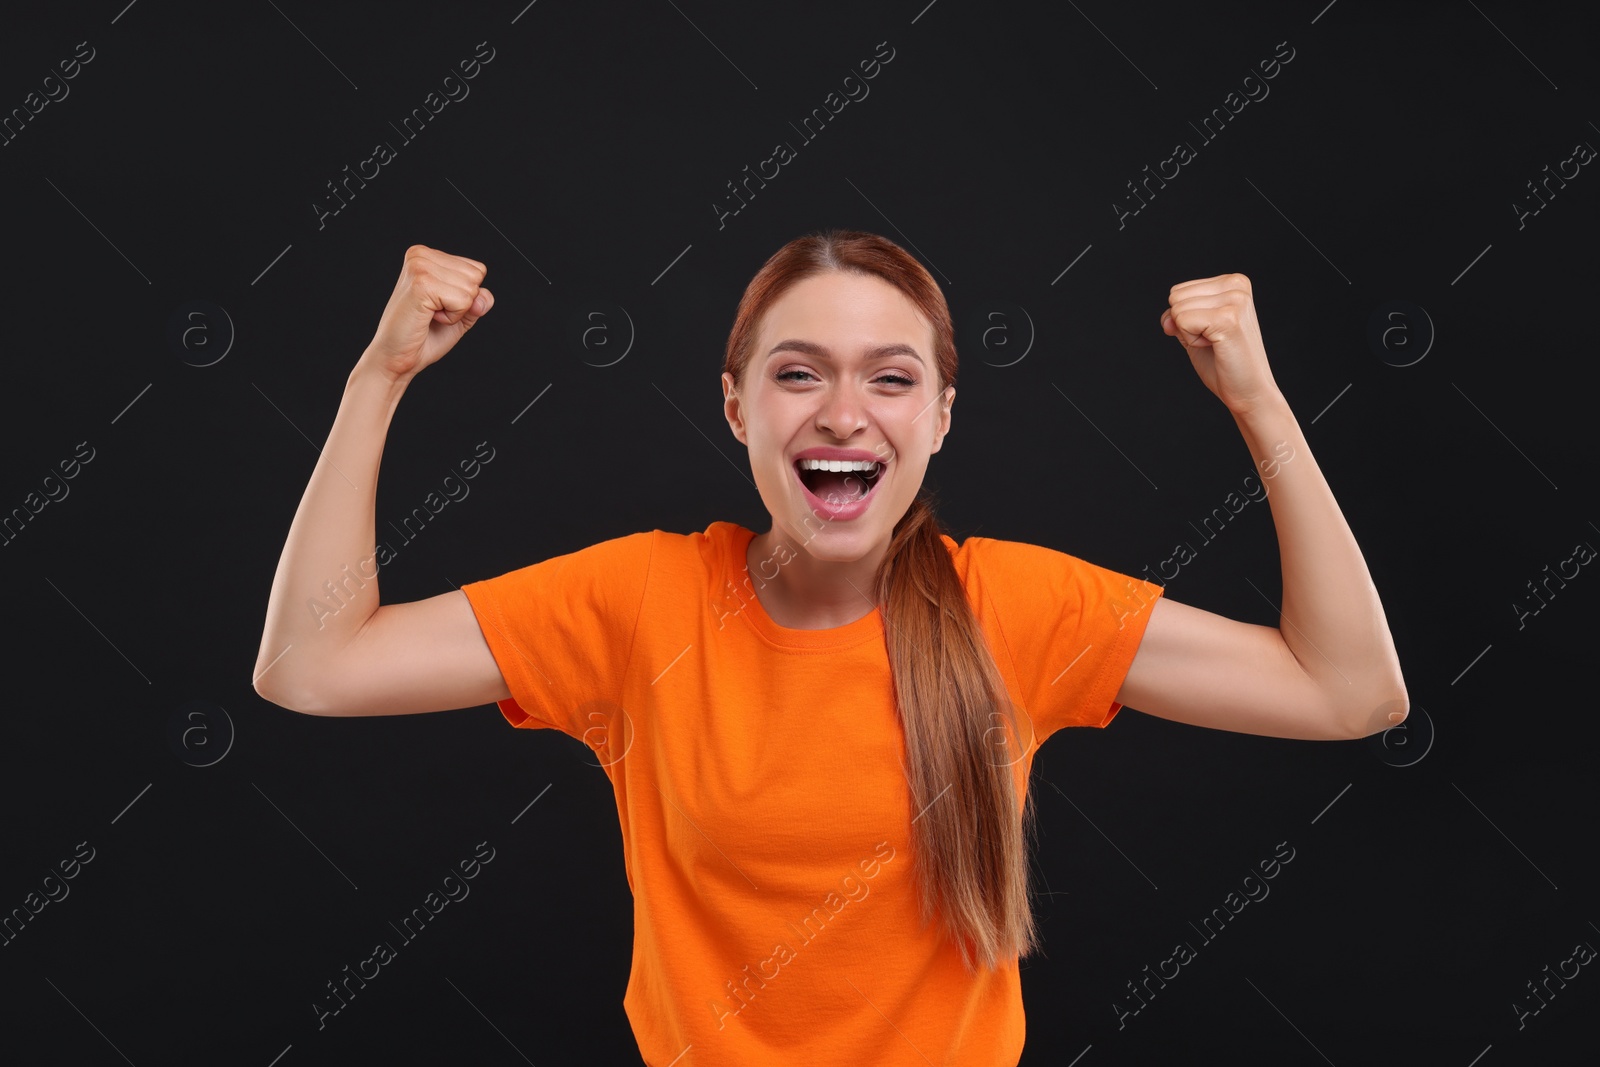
[790,450,887,521]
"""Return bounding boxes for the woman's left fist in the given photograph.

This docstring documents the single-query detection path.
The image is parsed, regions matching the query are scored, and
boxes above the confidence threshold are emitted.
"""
[1160,273,1283,418]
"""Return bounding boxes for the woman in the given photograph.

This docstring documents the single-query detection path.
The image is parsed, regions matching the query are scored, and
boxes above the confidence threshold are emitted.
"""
[254,230,1408,1064]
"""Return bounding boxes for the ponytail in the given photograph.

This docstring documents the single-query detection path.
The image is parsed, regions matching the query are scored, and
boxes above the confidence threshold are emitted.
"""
[874,490,1040,971]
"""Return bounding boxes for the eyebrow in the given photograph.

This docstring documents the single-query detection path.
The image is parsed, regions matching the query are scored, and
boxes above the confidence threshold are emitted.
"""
[765,339,925,366]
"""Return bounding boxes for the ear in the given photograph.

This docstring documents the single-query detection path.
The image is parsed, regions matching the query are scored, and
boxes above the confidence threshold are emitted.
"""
[722,372,748,445]
[930,385,954,454]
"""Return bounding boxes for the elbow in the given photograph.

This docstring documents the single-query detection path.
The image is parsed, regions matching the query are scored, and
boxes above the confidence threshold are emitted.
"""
[1346,688,1410,740]
[252,677,303,714]
[253,669,334,716]
[253,641,342,715]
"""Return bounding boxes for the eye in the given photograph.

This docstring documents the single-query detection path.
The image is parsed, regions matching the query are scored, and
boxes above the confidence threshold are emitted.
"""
[775,369,917,386]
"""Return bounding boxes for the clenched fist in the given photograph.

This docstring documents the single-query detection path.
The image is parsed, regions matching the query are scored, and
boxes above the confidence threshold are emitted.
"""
[358,245,495,384]
[1159,273,1283,418]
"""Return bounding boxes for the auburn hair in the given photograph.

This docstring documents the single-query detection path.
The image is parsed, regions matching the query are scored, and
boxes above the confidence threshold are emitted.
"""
[721,228,1041,971]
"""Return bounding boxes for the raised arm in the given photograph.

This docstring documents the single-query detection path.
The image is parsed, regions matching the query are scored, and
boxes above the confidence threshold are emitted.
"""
[252,245,510,716]
[1115,274,1409,741]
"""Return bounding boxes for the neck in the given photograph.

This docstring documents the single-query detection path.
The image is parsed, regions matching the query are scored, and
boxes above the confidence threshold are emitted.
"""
[747,526,886,630]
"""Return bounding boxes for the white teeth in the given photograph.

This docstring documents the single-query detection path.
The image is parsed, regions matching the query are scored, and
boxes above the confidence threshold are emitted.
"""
[797,458,880,472]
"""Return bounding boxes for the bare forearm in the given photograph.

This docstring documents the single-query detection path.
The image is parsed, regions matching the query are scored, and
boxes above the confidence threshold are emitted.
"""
[254,359,408,699]
[1233,392,1408,729]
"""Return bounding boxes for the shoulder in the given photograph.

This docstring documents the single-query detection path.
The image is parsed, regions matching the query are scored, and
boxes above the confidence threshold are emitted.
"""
[603,520,754,586]
[938,532,1081,577]
[664,519,750,569]
[938,533,1143,622]
[538,520,750,577]
[555,521,734,560]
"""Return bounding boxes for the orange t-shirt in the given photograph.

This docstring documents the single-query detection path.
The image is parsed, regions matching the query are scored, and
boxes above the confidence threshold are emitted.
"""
[461,520,1162,1066]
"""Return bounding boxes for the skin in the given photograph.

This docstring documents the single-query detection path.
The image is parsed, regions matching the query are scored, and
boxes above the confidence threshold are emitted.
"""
[719,269,1411,742]
[254,247,1409,742]
[1118,274,1409,739]
[721,270,953,630]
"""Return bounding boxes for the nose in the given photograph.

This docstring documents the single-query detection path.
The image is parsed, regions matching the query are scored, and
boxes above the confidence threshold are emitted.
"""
[815,380,868,438]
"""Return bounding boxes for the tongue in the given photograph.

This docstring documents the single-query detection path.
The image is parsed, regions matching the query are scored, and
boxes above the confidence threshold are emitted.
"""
[810,469,869,502]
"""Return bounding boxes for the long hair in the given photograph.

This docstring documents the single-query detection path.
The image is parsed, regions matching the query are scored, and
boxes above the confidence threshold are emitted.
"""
[722,228,1040,971]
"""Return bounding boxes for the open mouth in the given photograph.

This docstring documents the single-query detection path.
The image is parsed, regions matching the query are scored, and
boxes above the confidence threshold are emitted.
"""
[793,458,885,506]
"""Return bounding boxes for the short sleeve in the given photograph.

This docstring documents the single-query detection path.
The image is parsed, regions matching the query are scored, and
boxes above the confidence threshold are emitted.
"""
[968,538,1163,740]
[460,531,654,737]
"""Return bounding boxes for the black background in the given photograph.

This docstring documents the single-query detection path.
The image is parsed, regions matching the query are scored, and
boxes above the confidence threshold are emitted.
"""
[2,1,1595,1064]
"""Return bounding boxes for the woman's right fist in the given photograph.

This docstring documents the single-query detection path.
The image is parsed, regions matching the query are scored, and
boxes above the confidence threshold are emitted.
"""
[359,245,495,383]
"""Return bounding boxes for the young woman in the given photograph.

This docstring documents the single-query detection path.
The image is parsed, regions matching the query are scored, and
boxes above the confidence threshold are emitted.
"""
[254,230,1408,1065]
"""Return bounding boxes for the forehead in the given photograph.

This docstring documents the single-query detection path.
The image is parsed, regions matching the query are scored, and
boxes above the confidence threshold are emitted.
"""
[757,270,932,347]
